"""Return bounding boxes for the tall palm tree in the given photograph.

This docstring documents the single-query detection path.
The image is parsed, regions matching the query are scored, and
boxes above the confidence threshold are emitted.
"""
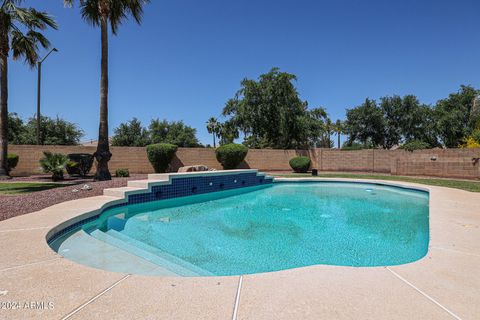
[335,119,343,149]
[0,1,57,177]
[206,117,219,148]
[64,0,150,180]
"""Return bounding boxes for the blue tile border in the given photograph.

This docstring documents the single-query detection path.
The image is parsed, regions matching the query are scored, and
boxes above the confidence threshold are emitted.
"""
[127,172,273,204]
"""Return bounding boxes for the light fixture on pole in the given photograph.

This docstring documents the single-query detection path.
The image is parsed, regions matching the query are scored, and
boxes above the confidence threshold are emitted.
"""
[36,47,58,145]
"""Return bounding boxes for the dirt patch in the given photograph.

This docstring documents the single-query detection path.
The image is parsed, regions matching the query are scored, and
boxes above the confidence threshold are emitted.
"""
[0,174,147,221]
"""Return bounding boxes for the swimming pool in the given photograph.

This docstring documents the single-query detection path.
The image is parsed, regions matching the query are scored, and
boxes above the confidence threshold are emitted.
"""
[50,180,429,276]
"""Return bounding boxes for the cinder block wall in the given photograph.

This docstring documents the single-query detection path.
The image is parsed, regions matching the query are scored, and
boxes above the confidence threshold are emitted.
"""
[8,145,480,180]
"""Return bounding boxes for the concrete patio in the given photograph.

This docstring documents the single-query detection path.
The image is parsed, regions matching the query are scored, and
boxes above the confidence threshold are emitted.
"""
[0,178,479,320]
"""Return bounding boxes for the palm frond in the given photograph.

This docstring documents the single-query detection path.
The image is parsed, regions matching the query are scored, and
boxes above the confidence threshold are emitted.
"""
[11,7,57,30]
[1,1,56,64]
[80,0,101,27]
[2,1,20,12]
[27,30,51,49]
[69,0,149,34]
[124,0,149,24]
[108,0,127,34]
[10,29,47,66]
[28,9,58,30]
[63,0,74,8]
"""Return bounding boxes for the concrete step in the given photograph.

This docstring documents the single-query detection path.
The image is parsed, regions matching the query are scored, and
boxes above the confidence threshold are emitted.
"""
[127,179,166,189]
[103,186,144,198]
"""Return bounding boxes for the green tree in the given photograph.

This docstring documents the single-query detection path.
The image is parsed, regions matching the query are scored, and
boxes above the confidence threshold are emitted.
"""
[64,0,150,180]
[206,117,219,148]
[344,98,385,147]
[149,119,201,147]
[222,68,311,149]
[8,113,25,144]
[302,107,333,148]
[7,114,83,145]
[435,85,479,147]
[111,118,150,147]
[23,115,83,145]
[379,95,402,148]
[471,96,480,130]
[380,95,439,148]
[0,1,57,176]
[409,103,439,147]
[217,120,239,146]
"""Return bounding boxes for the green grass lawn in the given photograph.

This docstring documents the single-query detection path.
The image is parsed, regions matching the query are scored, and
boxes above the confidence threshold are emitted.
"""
[272,172,480,192]
[0,182,65,195]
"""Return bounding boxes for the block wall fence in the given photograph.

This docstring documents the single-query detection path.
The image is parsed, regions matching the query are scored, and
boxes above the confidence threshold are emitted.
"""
[8,145,480,180]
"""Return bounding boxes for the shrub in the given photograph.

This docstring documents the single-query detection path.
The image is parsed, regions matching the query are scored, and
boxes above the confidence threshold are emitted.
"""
[66,153,94,176]
[146,143,178,173]
[115,168,130,177]
[39,152,71,181]
[399,140,431,152]
[463,137,480,148]
[289,156,311,173]
[215,143,248,169]
[6,153,19,174]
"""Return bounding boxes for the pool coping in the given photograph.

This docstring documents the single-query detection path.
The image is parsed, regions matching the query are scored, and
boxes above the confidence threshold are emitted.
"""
[0,175,479,319]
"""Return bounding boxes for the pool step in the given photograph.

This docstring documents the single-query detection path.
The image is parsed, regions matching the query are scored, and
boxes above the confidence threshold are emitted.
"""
[57,230,178,276]
[90,230,213,276]
[105,230,214,276]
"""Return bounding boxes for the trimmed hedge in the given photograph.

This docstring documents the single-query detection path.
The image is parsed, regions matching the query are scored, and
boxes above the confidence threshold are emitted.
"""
[6,153,19,174]
[115,168,130,177]
[66,153,94,176]
[215,143,248,169]
[146,143,178,173]
[289,156,311,173]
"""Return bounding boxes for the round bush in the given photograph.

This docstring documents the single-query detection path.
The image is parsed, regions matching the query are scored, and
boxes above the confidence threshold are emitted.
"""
[66,153,94,176]
[146,143,178,173]
[215,143,248,169]
[6,153,19,174]
[289,156,311,173]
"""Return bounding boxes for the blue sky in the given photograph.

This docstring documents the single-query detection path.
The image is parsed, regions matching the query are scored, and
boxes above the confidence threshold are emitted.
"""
[10,0,480,145]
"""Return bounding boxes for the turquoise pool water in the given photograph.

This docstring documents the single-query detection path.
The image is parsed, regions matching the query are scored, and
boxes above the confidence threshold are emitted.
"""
[78,182,429,276]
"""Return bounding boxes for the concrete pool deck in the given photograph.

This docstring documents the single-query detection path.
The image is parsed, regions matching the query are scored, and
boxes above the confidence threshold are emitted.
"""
[0,177,479,319]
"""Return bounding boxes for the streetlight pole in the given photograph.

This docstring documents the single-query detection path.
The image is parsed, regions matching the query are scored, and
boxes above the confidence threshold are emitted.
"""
[36,48,58,145]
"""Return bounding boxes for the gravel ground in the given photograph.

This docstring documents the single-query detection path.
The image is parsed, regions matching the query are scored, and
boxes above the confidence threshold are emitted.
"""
[0,174,147,221]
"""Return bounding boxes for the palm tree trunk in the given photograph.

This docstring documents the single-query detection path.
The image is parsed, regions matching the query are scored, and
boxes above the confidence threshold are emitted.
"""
[94,16,112,180]
[213,134,216,148]
[337,131,340,149]
[0,53,8,177]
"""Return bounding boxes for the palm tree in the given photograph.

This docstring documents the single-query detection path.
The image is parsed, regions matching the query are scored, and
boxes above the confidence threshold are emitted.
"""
[335,119,343,149]
[206,117,219,148]
[0,1,57,177]
[64,0,150,180]
[318,118,334,148]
